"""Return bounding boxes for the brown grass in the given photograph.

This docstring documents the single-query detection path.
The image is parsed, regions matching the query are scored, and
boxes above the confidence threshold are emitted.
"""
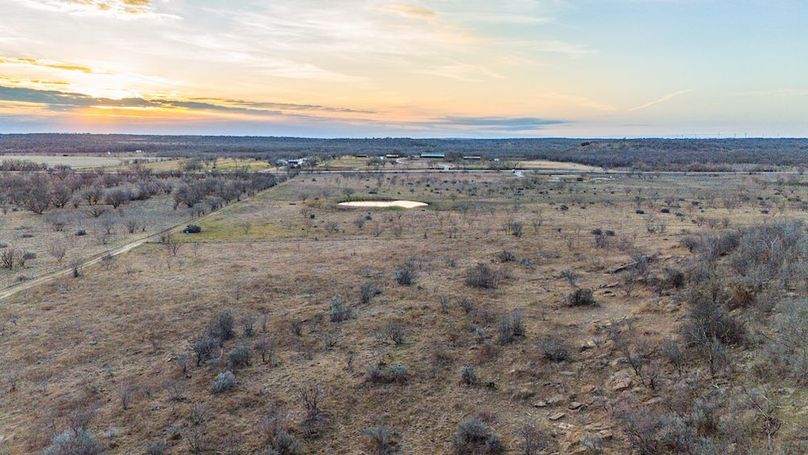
[1,171,805,453]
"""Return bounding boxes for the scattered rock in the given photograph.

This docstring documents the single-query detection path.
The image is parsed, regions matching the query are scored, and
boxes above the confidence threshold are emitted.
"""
[579,340,597,351]
[569,401,583,410]
[549,412,566,421]
[610,377,632,392]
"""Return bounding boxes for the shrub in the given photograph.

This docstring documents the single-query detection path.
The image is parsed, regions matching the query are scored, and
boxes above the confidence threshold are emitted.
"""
[208,309,235,341]
[228,345,252,369]
[663,268,685,289]
[210,370,237,394]
[145,440,168,455]
[567,288,595,307]
[255,336,275,365]
[366,363,409,385]
[360,282,382,304]
[507,221,524,237]
[614,405,663,455]
[465,263,504,289]
[560,269,579,287]
[460,365,479,387]
[269,430,304,455]
[364,425,400,455]
[329,296,353,322]
[458,297,476,314]
[42,428,100,455]
[495,250,517,263]
[378,321,406,345]
[539,337,571,362]
[497,317,514,345]
[767,299,808,381]
[241,315,256,337]
[452,417,505,454]
[298,384,328,437]
[497,309,525,345]
[520,420,551,455]
[660,337,685,375]
[193,336,218,366]
[681,299,745,346]
[394,268,416,286]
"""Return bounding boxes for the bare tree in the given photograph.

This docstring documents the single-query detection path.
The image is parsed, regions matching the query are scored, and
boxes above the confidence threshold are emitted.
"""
[47,240,67,264]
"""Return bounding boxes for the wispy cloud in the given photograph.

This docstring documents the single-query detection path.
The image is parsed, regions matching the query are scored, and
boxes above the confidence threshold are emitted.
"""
[629,89,693,112]
[11,0,177,20]
[384,3,436,18]
[0,85,375,119]
[0,56,94,73]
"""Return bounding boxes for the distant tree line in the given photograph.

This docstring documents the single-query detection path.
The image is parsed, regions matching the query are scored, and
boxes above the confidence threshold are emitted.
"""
[3,134,808,170]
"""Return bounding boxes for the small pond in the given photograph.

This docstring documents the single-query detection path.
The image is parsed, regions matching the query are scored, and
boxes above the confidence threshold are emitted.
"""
[338,200,428,209]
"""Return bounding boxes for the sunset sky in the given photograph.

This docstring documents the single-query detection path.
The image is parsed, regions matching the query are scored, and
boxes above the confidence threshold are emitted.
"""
[1,0,807,137]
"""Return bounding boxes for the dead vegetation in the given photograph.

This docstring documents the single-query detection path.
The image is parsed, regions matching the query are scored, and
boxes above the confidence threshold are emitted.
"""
[0,166,806,453]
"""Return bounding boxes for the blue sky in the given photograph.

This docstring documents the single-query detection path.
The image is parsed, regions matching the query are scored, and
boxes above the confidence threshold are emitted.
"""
[0,0,806,137]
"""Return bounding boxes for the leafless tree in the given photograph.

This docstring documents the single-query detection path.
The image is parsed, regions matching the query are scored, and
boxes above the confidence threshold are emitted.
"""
[47,240,67,264]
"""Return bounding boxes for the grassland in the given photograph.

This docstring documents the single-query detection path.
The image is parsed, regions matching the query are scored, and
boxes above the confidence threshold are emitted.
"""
[0,168,806,454]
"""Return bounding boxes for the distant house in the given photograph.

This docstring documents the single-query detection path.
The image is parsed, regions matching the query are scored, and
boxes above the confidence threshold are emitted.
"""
[385,154,401,159]
[463,155,482,161]
[353,153,369,158]
[420,152,445,159]
[282,158,310,169]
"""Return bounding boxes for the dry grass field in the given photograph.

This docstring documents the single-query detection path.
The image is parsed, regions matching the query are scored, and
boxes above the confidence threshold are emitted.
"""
[1,169,807,454]
[317,156,600,172]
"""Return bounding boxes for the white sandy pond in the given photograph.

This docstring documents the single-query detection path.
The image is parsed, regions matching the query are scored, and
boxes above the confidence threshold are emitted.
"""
[338,200,428,209]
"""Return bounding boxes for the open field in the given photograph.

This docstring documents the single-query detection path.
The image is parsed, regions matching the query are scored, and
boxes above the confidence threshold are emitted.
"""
[320,156,603,172]
[1,166,806,454]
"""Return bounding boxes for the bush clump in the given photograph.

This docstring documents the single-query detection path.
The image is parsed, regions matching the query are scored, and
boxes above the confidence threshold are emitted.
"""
[267,430,304,455]
[494,250,517,263]
[567,288,596,307]
[364,425,400,455]
[228,345,252,369]
[210,370,237,394]
[207,309,236,341]
[460,365,479,387]
[465,263,505,289]
[329,296,353,322]
[366,363,409,385]
[43,428,101,455]
[193,336,218,366]
[496,309,525,345]
[360,282,382,304]
[394,268,416,286]
[539,336,571,362]
[452,417,505,454]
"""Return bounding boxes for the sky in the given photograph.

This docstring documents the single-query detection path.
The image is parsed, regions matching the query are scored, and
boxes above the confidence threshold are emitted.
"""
[0,0,807,137]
